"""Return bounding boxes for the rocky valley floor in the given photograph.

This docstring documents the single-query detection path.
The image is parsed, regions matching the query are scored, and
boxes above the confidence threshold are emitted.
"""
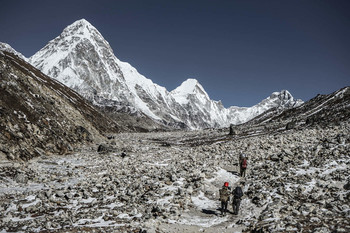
[0,123,349,233]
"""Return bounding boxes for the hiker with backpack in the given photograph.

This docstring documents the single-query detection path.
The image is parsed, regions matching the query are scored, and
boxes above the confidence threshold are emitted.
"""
[232,182,244,215]
[240,154,247,177]
[219,182,231,216]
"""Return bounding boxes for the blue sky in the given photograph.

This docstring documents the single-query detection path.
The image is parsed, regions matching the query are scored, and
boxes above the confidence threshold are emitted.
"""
[1,0,349,107]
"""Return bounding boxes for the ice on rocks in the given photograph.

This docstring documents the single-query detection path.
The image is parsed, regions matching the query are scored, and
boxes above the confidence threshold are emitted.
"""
[191,191,217,210]
[177,214,228,228]
[0,123,349,232]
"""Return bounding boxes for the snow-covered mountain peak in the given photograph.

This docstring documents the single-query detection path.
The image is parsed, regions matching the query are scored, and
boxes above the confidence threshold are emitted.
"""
[68,18,91,29]
[0,42,27,61]
[29,19,181,124]
[29,18,118,90]
[29,19,303,129]
[171,78,210,105]
[60,19,104,41]
[64,18,91,32]
[172,79,201,94]
[270,90,293,100]
[30,19,111,60]
[261,90,303,110]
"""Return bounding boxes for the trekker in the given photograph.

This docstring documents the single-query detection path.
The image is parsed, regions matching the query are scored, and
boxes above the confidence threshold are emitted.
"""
[240,154,247,177]
[219,182,230,216]
[232,182,244,215]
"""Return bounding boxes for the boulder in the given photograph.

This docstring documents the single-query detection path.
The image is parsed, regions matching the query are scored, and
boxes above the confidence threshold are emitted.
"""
[286,121,296,130]
[15,173,28,184]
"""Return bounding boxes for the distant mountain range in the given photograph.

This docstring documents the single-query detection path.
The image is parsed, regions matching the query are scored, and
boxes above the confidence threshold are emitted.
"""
[247,86,350,128]
[2,19,303,129]
[27,19,303,129]
[1,28,349,160]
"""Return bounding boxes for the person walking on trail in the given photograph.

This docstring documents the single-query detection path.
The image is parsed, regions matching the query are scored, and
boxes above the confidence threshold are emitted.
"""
[240,154,247,177]
[219,182,231,216]
[232,182,244,215]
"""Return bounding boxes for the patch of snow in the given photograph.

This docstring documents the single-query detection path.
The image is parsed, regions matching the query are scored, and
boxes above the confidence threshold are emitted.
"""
[304,179,316,193]
[74,215,125,228]
[105,202,124,209]
[208,168,240,186]
[5,203,17,213]
[117,213,131,219]
[156,194,174,206]
[191,191,218,210]
[80,197,96,204]
[144,162,169,167]
[177,214,227,227]
[11,216,37,222]
[26,195,36,201]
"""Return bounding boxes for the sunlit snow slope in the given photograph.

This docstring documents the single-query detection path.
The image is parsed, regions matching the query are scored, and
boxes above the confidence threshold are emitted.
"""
[29,19,303,129]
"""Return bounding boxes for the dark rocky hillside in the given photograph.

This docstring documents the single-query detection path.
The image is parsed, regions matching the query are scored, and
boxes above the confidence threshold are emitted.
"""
[281,87,350,125]
[0,51,126,160]
[97,105,174,132]
[231,87,350,136]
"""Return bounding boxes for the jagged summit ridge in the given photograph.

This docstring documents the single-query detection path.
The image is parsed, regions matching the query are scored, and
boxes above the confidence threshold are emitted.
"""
[63,18,95,33]
[172,79,204,95]
[29,19,184,123]
[263,90,301,106]
[29,19,115,82]
[171,78,210,105]
[28,19,303,129]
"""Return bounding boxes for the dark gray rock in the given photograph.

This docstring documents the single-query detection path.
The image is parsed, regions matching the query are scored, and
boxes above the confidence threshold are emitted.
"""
[15,173,28,183]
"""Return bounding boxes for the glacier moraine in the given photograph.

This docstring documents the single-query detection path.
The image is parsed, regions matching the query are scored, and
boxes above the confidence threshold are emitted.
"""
[0,123,349,232]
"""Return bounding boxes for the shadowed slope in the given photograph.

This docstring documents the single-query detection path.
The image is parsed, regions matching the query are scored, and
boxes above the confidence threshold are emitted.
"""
[0,51,126,160]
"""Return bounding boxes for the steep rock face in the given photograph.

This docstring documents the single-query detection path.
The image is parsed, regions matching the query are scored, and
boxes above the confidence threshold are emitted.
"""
[0,50,124,160]
[29,19,303,129]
